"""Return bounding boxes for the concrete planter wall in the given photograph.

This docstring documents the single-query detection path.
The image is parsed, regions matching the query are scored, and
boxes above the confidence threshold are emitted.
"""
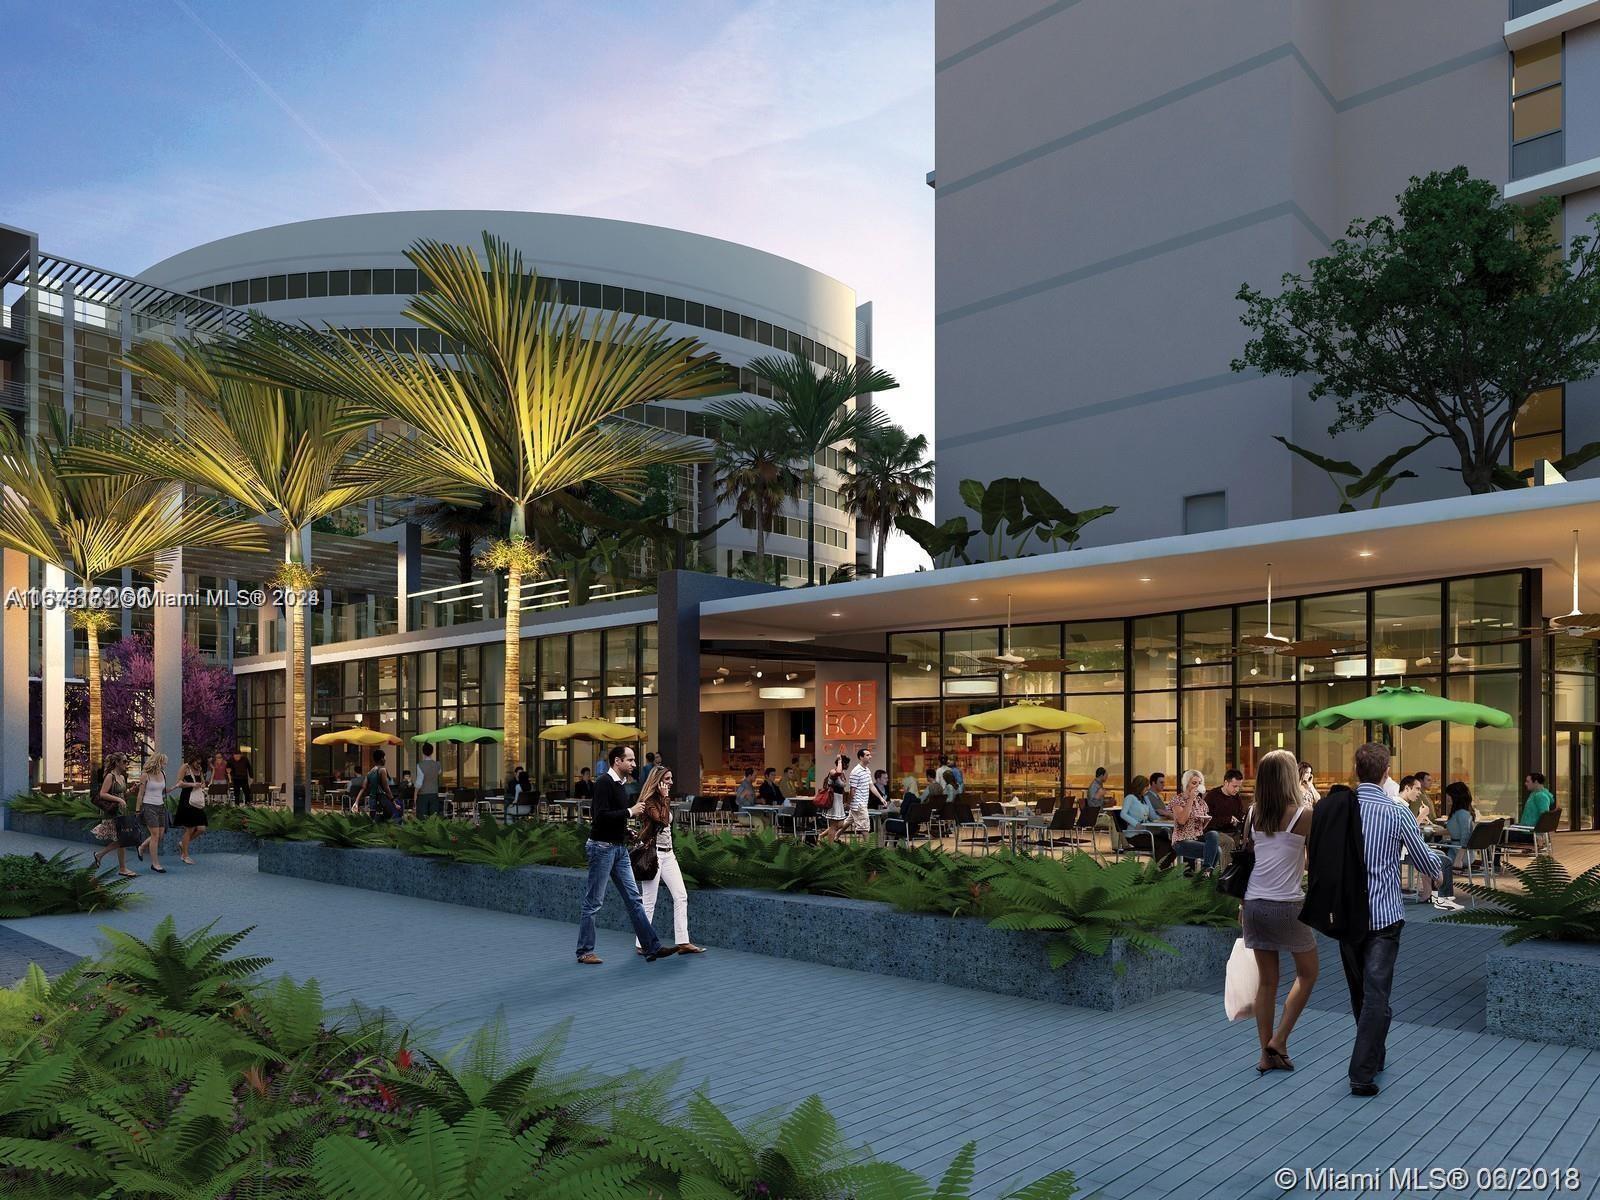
[4,809,261,856]
[1486,940,1600,1048]
[259,841,1234,1009]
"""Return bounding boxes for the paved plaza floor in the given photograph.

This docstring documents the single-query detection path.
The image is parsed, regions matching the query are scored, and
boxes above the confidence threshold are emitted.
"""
[2,826,1597,1199]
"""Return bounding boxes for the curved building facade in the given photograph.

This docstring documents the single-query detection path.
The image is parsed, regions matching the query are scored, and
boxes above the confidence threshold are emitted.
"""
[141,210,870,583]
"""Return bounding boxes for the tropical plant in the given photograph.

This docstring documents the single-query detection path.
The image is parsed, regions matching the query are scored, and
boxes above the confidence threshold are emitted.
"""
[237,806,305,840]
[981,854,1235,967]
[6,791,100,822]
[1234,167,1600,494]
[711,352,896,585]
[713,406,804,574]
[407,492,509,584]
[896,478,1114,565]
[70,338,440,812]
[895,512,978,568]
[295,812,388,848]
[1273,433,1436,512]
[864,848,993,918]
[840,423,934,579]
[1439,858,1600,944]
[219,235,725,773]
[0,850,137,917]
[0,415,267,772]
[96,915,273,1015]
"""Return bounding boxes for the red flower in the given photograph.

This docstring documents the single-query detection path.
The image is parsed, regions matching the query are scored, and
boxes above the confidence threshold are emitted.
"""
[376,1082,397,1108]
[394,1048,413,1071]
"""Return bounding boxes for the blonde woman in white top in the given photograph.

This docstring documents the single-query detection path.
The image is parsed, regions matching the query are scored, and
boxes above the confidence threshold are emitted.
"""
[134,753,172,873]
[1242,749,1319,1074]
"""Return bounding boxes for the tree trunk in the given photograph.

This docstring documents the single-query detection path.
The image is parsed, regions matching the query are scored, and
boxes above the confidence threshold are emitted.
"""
[806,477,817,586]
[85,621,101,772]
[875,516,888,579]
[502,504,525,784]
[754,510,767,580]
[457,540,474,585]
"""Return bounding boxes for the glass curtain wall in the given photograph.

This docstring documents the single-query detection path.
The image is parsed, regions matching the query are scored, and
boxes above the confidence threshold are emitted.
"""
[887,571,1531,817]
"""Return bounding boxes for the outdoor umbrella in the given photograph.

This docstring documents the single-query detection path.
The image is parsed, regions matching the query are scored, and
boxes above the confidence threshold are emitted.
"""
[536,718,639,743]
[1297,685,1513,732]
[312,727,404,747]
[954,703,1106,736]
[413,724,505,745]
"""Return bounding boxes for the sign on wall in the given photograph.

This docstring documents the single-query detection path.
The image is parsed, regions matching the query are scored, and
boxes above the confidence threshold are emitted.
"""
[823,680,877,741]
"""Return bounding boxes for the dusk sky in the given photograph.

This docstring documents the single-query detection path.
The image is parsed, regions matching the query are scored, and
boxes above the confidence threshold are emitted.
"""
[4,0,934,569]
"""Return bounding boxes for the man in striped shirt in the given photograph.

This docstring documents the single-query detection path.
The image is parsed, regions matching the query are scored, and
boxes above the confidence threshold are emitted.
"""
[1343,742,1444,1097]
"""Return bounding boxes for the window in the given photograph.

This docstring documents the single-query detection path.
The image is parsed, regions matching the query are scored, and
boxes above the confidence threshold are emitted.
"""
[645,292,664,318]
[267,275,287,301]
[1512,37,1563,178]
[602,285,623,311]
[372,269,394,295]
[396,268,418,294]
[248,277,268,304]
[287,273,307,300]
[624,288,644,315]
[1513,385,1564,473]
[686,300,704,326]
[306,271,328,298]
[1183,491,1227,534]
[328,270,350,297]
[580,281,602,308]
[350,269,372,296]
[705,307,723,333]
[665,296,684,322]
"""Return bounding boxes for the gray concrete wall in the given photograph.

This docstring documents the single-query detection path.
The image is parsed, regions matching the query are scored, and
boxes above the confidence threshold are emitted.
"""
[934,0,1515,548]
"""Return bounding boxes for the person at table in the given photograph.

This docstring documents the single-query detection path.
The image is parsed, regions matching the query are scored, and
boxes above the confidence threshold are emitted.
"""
[395,769,415,820]
[1403,775,1436,832]
[575,744,670,964]
[734,767,757,806]
[920,765,947,805]
[1144,772,1171,818]
[343,764,364,812]
[1241,749,1319,1075]
[871,768,891,809]
[938,753,965,801]
[1442,784,1476,868]
[901,772,920,802]
[1169,768,1219,873]
[757,767,786,805]
[1204,768,1247,874]
[415,744,443,818]
[508,766,533,815]
[1508,772,1555,846]
[1413,770,1434,818]
[779,766,798,799]
[633,765,705,958]
[572,766,594,800]
[1415,781,1466,910]
[1079,766,1108,828]
[1115,774,1164,854]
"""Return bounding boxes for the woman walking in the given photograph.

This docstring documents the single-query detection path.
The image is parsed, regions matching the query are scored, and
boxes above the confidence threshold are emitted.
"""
[134,753,172,873]
[354,747,398,821]
[633,765,705,957]
[91,753,137,878]
[818,754,850,842]
[1242,748,1319,1074]
[173,756,209,864]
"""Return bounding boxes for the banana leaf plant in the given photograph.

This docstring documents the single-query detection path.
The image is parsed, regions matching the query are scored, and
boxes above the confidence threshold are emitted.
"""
[894,514,977,568]
[1274,432,1436,512]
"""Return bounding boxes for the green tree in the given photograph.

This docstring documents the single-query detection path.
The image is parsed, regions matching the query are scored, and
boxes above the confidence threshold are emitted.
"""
[1233,167,1600,494]
[219,235,725,771]
[407,493,508,584]
[0,415,267,771]
[711,353,895,584]
[840,423,933,578]
[712,406,803,578]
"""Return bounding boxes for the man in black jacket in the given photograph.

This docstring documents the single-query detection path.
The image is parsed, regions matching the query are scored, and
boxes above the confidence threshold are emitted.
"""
[1301,783,1369,943]
[575,745,671,964]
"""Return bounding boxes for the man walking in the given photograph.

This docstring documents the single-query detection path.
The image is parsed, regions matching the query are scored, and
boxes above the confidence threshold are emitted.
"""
[575,745,671,964]
[1333,743,1443,1097]
[846,748,875,836]
[228,748,253,807]
[414,743,442,818]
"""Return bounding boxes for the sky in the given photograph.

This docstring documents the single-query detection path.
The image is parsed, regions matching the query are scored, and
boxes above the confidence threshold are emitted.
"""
[1,0,934,572]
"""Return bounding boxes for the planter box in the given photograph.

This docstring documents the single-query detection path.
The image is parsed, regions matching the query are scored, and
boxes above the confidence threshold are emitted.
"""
[1486,940,1600,1048]
[258,841,1234,1009]
[3,809,261,857]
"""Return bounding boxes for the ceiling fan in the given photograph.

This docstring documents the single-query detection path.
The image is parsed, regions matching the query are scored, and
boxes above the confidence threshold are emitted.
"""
[974,594,1077,671]
[1234,563,1366,659]
[1549,530,1600,637]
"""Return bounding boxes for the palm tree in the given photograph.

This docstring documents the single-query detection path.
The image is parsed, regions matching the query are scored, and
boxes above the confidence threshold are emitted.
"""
[68,340,444,812]
[840,424,933,579]
[216,234,726,776]
[407,493,507,584]
[0,417,267,771]
[710,353,896,585]
[713,408,802,580]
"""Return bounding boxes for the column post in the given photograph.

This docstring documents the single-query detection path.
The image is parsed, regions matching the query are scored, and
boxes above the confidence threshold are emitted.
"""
[41,563,66,784]
[0,551,30,805]
[152,503,184,772]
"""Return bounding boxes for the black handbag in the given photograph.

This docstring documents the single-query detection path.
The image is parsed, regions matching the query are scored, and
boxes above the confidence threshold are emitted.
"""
[114,813,143,848]
[1216,814,1255,900]
[629,838,660,882]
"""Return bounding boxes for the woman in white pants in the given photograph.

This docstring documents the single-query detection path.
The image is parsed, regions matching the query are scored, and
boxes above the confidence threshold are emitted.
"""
[634,765,705,956]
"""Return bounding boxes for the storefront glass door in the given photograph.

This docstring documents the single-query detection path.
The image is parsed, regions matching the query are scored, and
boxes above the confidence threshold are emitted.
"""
[1554,725,1597,830]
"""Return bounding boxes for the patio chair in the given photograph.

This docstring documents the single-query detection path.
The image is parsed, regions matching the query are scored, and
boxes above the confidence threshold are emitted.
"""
[1459,818,1508,893]
[208,783,231,809]
[1118,822,1172,867]
[37,782,61,796]
[883,800,925,847]
[1506,808,1561,857]
[1033,796,1057,818]
[1026,802,1076,856]
[249,783,271,806]
[953,802,998,855]
[924,799,951,844]
[687,796,719,830]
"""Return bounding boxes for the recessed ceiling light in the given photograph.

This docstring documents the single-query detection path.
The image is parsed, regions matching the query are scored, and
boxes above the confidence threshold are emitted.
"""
[830,611,843,617]
[1358,550,1374,558]
[1138,577,1152,583]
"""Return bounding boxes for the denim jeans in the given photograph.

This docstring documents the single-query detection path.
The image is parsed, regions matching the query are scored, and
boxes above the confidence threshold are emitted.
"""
[576,839,662,958]
[1339,920,1403,1086]
[1175,830,1220,870]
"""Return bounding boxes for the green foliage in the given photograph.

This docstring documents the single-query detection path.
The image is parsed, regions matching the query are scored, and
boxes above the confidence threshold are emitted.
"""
[895,513,979,568]
[238,806,306,840]
[0,851,136,918]
[863,847,994,918]
[295,812,389,848]
[453,820,588,870]
[981,854,1235,967]
[6,791,101,822]
[1234,167,1600,494]
[898,478,1115,565]
[1274,433,1434,512]
[1439,857,1600,944]
[98,916,273,1015]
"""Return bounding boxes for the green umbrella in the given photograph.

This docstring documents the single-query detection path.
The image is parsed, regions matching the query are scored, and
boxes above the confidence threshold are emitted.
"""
[1298,685,1513,732]
[412,724,506,745]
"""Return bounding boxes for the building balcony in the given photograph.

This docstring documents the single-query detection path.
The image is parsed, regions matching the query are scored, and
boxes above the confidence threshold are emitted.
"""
[1506,0,1600,50]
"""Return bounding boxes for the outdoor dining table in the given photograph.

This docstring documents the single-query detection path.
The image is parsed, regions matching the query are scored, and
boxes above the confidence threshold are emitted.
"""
[550,797,585,822]
[983,813,1030,851]
[739,804,783,830]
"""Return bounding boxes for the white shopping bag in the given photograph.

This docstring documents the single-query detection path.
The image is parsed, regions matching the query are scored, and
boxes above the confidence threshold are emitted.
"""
[1223,937,1258,1021]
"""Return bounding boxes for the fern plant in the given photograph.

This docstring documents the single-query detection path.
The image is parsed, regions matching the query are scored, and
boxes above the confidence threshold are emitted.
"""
[0,850,137,917]
[864,850,992,918]
[1439,858,1600,944]
[295,812,388,848]
[393,814,468,858]
[6,790,99,821]
[97,916,273,1015]
[238,806,305,840]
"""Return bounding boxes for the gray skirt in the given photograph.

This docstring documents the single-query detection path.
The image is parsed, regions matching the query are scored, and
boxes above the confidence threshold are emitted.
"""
[141,803,168,830]
[1241,897,1316,953]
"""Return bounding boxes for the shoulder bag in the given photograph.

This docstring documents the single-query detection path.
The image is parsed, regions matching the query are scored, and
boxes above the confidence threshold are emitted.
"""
[629,820,660,881]
[1216,812,1255,900]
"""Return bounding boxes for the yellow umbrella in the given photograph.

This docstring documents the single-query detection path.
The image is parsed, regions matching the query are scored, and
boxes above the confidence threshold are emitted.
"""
[954,704,1105,736]
[537,718,639,744]
[312,727,403,747]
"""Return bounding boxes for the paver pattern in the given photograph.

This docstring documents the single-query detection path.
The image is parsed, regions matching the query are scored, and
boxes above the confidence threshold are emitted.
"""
[1,827,1594,1199]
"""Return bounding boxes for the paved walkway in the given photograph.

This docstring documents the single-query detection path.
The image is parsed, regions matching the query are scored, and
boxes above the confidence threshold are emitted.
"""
[1,828,1596,1199]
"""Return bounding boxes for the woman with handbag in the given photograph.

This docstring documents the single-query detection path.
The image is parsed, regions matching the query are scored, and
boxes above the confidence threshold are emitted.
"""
[90,753,138,878]
[173,756,209,864]
[817,754,850,843]
[134,753,172,873]
[632,765,704,957]
[1241,748,1319,1074]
